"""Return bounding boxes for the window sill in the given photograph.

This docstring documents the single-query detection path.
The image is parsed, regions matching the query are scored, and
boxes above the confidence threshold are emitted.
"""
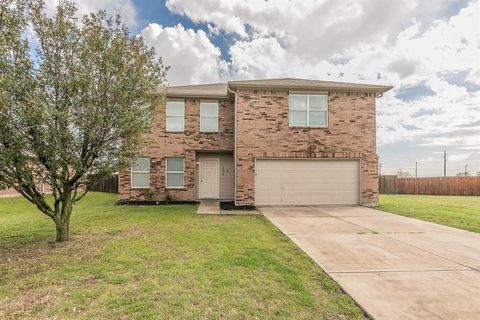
[131,187,150,190]
[166,187,186,190]
[289,125,329,129]
[166,131,185,133]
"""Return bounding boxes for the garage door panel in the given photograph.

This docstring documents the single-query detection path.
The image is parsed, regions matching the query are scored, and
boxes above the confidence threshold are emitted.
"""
[255,159,360,205]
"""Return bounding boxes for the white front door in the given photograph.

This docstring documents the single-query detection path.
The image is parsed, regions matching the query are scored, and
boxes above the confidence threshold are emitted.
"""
[199,159,219,199]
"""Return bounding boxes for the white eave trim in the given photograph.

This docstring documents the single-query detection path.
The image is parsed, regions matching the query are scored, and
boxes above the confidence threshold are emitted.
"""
[228,83,392,94]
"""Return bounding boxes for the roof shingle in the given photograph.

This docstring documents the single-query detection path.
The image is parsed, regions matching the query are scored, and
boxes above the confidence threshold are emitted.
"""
[158,83,229,98]
[158,78,392,98]
[228,78,393,93]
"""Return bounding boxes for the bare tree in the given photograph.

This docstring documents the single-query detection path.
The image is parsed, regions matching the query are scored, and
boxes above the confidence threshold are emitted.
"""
[397,169,411,178]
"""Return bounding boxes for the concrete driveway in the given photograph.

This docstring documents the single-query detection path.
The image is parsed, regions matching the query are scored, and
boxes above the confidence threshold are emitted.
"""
[260,206,480,320]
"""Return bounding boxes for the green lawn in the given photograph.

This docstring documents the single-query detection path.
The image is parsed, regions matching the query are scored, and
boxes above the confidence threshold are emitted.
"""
[379,195,480,233]
[0,193,365,319]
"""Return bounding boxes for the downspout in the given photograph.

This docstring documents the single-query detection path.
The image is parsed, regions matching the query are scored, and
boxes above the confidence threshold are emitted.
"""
[374,91,381,206]
[227,84,238,205]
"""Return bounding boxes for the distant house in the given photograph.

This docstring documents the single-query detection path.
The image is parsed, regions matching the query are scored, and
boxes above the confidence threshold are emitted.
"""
[0,183,50,198]
[118,78,392,206]
[0,188,21,198]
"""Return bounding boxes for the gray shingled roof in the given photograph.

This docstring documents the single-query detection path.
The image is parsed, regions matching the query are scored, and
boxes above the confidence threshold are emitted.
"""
[158,78,392,98]
[229,78,393,93]
[158,83,229,98]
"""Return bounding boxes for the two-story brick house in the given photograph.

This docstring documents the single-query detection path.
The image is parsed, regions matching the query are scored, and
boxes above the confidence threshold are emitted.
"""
[119,78,392,206]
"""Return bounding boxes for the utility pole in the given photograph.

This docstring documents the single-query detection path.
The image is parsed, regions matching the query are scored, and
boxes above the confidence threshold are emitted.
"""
[444,150,447,177]
[465,164,468,176]
[379,163,382,176]
[415,162,418,178]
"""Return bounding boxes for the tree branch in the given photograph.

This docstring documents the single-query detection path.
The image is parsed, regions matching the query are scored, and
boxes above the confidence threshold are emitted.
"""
[72,187,88,203]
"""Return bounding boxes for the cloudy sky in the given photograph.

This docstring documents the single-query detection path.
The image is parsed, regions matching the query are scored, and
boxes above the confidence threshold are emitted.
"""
[48,0,480,176]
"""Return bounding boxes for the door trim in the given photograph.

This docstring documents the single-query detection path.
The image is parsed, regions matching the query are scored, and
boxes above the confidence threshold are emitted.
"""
[198,158,220,199]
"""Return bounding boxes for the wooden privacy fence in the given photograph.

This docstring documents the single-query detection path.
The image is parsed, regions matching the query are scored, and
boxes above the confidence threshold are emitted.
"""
[379,175,398,194]
[380,176,480,196]
[87,174,119,193]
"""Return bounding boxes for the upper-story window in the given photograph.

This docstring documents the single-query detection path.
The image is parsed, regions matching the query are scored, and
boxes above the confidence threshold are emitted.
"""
[288,94,328,127]
[200,101,219,132]
[166,100,185,132]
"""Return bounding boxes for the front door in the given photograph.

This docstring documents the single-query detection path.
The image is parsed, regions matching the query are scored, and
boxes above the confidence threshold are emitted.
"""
[199,159,219,199]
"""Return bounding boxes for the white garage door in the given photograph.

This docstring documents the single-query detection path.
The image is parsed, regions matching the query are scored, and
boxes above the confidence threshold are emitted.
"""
[255,159,360,206]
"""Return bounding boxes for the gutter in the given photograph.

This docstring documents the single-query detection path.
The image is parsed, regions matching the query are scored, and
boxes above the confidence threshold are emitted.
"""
[163,94,230,99]
[227,84,238,205]
[228,84,393,94]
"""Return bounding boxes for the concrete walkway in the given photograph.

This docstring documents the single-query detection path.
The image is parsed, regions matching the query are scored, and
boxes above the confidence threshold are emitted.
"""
[196,200,220,214]
[260,206,480,320]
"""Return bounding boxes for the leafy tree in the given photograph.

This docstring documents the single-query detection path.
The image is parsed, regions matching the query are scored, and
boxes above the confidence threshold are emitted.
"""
[0,0,168,242]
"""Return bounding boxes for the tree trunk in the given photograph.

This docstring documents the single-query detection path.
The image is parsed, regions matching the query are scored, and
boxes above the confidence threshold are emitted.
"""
[55,217,70,242]
[54,194,73,242]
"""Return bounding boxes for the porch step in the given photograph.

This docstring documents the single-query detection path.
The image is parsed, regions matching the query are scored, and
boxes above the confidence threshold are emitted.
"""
[197,200,220,214]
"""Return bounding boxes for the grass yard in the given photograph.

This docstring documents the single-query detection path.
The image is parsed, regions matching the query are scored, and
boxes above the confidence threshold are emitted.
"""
[379,195,480,233]
[0,193,365,319]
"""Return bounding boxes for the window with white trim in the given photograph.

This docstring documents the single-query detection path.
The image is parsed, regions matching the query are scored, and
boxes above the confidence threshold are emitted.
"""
[166,158,184,188]
[131,157,150,188]
[289,94,328,127]
[200,101,219,132]
[166,100,185,132]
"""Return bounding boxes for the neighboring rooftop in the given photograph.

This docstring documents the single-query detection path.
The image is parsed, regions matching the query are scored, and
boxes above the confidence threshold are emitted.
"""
[159,78,393,98]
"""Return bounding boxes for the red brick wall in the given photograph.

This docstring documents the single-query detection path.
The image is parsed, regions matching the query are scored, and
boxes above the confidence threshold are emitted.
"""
[0,188,21,198]
[235,89,379,206]
[0,183,52,198]
[118,98,234,202]
[119,88,379,206]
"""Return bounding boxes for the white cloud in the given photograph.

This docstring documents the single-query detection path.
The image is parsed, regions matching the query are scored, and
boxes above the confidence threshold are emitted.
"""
[224,5,480,146]
[460,146,480,150]
[229,37,289,79]
[139,24,229,85]
[158,0,480,173]
[166,0,248,37]
[448,153,472,162]
[44,0,137,27]
[165,0,468,59]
